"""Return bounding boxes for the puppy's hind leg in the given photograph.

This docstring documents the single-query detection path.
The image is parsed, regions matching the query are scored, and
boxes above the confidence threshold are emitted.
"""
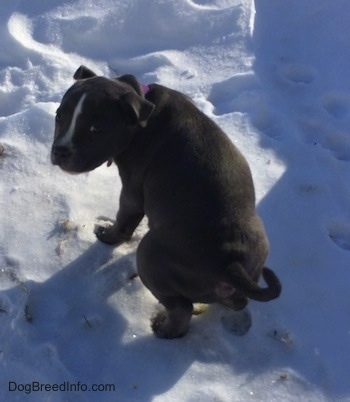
[137,232,193,339]
[151,297,193,339]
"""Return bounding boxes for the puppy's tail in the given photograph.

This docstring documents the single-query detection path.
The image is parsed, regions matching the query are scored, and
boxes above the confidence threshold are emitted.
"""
[224,264,281,302]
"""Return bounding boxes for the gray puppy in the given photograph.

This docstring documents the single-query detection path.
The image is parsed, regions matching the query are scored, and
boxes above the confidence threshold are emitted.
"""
[51,65,281,338]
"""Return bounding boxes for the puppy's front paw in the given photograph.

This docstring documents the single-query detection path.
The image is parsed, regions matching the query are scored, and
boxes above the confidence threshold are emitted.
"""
[95,225,129,245]
[151,311,188,339]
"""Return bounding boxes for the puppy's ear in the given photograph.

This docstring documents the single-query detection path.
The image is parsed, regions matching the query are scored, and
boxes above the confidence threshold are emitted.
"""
[120,92,155,128]
[73,65,97,80]
[118,74,143,96]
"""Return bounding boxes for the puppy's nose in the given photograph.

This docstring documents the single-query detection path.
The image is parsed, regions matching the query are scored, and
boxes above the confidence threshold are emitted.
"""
[51,145,71,164]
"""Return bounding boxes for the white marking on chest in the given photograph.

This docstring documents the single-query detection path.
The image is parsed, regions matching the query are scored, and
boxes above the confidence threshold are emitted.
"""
[60,93,87,146]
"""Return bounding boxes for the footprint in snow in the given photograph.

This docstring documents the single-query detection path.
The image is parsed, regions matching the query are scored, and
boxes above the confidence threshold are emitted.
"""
[221,308,252,336]
[208,72,281,137]
[277,63,315,85]
[322,92,350,120]
[329,221,350,251]
[208,72,261,115]
[299,118,350,161]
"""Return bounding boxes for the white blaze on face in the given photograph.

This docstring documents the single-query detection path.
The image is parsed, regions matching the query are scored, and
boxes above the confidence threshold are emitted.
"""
[59,93,87,146]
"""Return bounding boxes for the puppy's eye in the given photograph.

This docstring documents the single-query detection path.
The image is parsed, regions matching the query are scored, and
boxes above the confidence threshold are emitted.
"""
[90,125,102,134]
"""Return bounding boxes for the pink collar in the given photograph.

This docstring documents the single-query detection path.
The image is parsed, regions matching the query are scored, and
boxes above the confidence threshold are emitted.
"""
[140,84,150,96]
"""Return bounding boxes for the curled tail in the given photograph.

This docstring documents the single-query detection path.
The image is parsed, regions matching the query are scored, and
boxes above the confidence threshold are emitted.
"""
[225,264,281,302]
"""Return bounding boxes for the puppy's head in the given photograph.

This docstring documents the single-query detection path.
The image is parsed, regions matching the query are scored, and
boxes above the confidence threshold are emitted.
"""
[51,66,154,173]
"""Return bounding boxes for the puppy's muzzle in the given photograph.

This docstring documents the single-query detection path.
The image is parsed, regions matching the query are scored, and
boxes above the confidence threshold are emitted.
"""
[51,144,72,165]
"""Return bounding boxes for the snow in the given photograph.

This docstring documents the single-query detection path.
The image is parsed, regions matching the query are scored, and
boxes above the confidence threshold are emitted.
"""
[0,0,350,400]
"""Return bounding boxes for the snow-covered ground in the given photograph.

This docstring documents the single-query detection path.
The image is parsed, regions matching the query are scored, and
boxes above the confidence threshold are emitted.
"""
[1,0,350,401]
